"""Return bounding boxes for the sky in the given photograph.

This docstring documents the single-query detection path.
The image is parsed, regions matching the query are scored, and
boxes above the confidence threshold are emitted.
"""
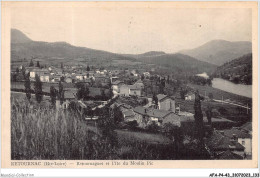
[11,3,252,54]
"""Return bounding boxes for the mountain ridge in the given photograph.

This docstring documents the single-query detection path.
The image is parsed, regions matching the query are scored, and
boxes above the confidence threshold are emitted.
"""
[179,39,252,65]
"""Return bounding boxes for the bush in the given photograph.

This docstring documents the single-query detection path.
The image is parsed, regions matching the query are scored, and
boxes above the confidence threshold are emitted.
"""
[218,107,228,115]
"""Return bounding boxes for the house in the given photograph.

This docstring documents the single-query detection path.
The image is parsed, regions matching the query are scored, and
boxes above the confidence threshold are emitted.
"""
[109,102,133,119]
[134,79,144,89]
[29,68,49,79]
[215,150,243,160]
[65,77,72,83]
[94,74,110,83]
[240,122,252,135]
[223,127,252,156]
[26,66,39,75]
[56,89,76,109]
[50,76,61,83]
[185,92,195,100]
[40,74,50,82]
[53,68,63,75]
[205,130,245,159]
[122,110,135,121]
[119,85,130,96]
[133,106,181,128]
[112,80,124,94]
[157,94,175,113]
[86,71,95,78]
[143,72,150,78]
[129,85,142,96]
[110,76,119,83]
[75,74,84,81]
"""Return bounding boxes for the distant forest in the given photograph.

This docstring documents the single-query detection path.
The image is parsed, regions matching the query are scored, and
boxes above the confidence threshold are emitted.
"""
[212,53,252,85]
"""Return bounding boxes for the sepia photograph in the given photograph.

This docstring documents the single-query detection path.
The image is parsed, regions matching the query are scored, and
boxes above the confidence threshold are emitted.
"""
[1,1,258,171]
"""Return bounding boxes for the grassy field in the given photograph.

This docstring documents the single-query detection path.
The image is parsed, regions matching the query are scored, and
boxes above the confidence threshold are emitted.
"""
[11,81,109,97]
[116,129,172,145]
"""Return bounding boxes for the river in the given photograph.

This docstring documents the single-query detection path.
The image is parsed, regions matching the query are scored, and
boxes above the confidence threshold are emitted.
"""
[212,78,252,98]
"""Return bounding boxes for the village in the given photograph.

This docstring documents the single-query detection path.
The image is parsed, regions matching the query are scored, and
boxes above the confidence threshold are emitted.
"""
[10,58,252,160]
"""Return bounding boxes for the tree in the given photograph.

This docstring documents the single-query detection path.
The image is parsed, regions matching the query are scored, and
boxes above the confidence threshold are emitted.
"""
[87,65,90,71]
[146,122,160,133]
[113,106,124,124]
[36,61,40,68]
[24,73,31,101]
[58,81,64,104]
[11,73,17,82]
[50,86,57,106]
[101,88,106,100]
[194,90,204,145]
[84,86,90,100]
[76,85,84,100]
[153,93,158,108]
[205,105,212,126]
[16,67,19,73]
[162,123,183,158]
[34,74,43,103]
[208,93,213,100]
[21,66,26,78]
[60,76,65,82]
[141,74,145,81]
[76,83,89,100]
[29,59,34,67]
[180,87,188,100]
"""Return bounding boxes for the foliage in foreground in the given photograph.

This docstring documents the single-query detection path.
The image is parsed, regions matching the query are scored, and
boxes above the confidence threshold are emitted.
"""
[11,98,179,160]
[11,95,210,160]
[11,98,116,160]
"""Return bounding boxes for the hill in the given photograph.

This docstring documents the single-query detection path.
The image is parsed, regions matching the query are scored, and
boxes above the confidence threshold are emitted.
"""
[135,53,217,76]
[11,29,137,64]
[11,29,32,44]
[122,51,166,59]
[11,29,216,77]
[179,40,252,65]
[212,53,252,85]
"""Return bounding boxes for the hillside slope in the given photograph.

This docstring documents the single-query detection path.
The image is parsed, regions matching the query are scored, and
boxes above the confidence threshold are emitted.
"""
[136,53,217,76]
[212,53,252,85]
[11,29,136,63]
[180,40,252,65]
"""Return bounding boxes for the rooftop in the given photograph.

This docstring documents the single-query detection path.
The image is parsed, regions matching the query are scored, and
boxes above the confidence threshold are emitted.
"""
[122,110,135,117]
[223,128,251,139]
[216,150,243,160]
[129,84,142,90]
[240,122,252,132]
[205,130,245,151]
[64,90,77,99]
[133,106,174,119]
[112,80,124,85]
[157,94,168,101]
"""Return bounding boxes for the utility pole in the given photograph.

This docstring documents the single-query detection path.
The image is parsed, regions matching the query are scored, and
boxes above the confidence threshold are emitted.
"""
[222,96,223,105]
[247,103,249,114]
